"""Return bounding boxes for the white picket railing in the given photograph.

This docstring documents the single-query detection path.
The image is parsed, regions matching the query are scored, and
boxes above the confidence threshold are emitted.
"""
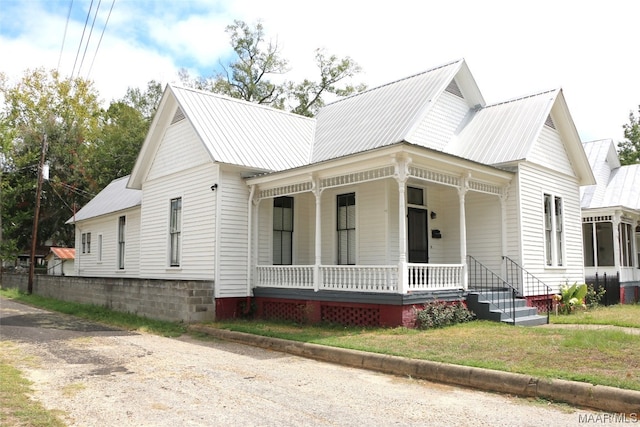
[255,263,464,293]
[255,265,314,289]
[320,265,398,292]
[407,263,464,291]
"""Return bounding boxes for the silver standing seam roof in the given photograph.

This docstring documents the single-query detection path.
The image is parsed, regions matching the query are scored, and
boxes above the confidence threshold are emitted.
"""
[73,58,591,222]
[581,139,640,210]
[66,175,141,224]
[170,86,315,171]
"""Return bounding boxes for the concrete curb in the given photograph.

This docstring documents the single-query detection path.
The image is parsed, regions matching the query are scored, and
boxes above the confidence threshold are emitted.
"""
[189,325,640,414]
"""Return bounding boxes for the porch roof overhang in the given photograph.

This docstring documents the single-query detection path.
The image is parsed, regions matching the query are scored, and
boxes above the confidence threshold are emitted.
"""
[245,141,514,199]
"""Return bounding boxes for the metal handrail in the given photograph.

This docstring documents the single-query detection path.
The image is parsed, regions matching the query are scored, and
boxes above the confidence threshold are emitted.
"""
[467,255,517,325]
[503,256,552,323]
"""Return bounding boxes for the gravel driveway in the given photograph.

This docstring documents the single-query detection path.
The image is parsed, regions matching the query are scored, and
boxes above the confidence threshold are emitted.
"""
[0,298,607,426]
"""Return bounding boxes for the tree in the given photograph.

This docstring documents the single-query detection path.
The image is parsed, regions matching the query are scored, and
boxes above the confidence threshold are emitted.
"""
[0,68,102,254]
[180,20,365,116]
[617,106,640,165]
[89,81,162,188]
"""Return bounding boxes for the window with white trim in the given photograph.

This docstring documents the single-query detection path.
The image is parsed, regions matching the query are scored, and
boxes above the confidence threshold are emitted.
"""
[118,216,126,270]
[620,222,633,267]
[337,193,356,265]
[98,234,103,262]
[81,232,91,254]
[273,196,293,265]
[544,194,564,266]
[170,197,182,267]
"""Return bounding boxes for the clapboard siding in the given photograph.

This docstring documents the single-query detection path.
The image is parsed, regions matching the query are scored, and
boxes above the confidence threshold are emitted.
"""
[529,125,574,177]
[410,91,470,151]
[140,162,218,280]
[518,162,584,293]
[358,181,389,264]
[217,168,250,297]
[465,192,502,272]
[147,120,210,181]
[504,176,522,263]
[74,207,140,277]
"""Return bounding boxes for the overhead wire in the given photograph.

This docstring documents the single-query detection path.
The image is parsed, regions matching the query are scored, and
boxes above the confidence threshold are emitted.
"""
[77,0,102,79]
[87,0,116,79]
[57,0,74,73]
[70,0,95,80]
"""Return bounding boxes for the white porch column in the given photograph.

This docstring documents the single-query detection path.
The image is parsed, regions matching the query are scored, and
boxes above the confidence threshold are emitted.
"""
[394,156,410,294]
[313,177,322,292]
[459,175,469,289]
[246,185,256,296]
[613,212,621,271]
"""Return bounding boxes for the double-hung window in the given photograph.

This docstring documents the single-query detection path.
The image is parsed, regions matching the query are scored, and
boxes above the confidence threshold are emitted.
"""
[620,222,633,267]
[337,193,356,265]
[118,216,126,269]
[273,197,293,265]
[544,194,564,266]
[170,197,182,267]
[81,232,91,254]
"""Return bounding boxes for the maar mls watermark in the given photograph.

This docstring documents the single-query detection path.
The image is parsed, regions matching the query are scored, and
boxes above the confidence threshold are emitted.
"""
[578,413,638,424]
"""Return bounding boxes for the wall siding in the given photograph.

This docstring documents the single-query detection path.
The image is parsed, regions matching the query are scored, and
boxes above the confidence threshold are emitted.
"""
[518,162,585,293]
[217,168,250,297]
[75,207,141,277]
[529,126,574,177]
[465,192,502,272]
[140,162,218,281]
[410,91,470,152]
[147,120,210,181]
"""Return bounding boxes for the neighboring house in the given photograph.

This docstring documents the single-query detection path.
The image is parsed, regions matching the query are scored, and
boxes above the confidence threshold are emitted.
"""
[581,139,640,302]
[67,59,595,326]
[45,247,75,276]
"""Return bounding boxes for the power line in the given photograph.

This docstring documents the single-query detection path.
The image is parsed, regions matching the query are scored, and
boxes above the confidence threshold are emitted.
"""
[87,0,116,79]
[71,0,95,80]
[57,0,74,73]
[77,0,102,78]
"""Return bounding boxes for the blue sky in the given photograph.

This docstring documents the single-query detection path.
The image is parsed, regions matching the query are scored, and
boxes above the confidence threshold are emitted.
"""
[1,0,639,143]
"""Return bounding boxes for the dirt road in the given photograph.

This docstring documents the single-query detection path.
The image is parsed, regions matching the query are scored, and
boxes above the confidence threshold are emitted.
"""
[0,297,605,426]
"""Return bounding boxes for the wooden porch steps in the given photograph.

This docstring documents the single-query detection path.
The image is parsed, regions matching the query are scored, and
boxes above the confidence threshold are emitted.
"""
[466,290,548,327]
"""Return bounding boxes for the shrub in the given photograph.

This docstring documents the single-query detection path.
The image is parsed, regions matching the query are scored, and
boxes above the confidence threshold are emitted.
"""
[553,283,588,315]
[416,300,475,329]
[584,284,606,308]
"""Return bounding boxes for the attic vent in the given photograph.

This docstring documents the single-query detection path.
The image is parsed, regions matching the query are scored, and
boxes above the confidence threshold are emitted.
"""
[171,107,185,124]
[544,114,556,129]
[445,79,463,98]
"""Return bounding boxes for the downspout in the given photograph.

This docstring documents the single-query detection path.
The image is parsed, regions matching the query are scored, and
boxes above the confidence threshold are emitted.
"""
[245,184,256,313]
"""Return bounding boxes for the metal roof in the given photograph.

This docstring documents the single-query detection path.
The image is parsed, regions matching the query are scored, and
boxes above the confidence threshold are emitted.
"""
[450,89,557,164]
[49,247,75,260]
[170,86,315,171]
[312,60,464,163]
[66,175,141,223]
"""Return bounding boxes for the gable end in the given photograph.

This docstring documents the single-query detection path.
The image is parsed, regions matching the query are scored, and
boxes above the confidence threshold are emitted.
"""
[171,107,185,125]
[544,114,556,129]
[445,79,464,98]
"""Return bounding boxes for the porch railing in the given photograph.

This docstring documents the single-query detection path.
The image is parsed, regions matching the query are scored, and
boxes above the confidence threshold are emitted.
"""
[320,265,398,292]
[255,264,464,293]
[256,265,315,289]
[407,263,464,291]
[503,256,552,320]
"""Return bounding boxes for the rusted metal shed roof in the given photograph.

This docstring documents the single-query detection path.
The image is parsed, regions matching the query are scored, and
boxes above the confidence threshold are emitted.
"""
[66,175,141,223]
[49,247,75,260]
[171,86,315,171]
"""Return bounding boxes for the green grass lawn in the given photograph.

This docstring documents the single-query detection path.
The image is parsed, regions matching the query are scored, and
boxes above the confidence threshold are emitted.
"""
[550,304,640,328]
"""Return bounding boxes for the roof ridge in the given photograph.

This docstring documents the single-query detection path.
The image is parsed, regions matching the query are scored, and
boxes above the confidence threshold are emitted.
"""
[483,88,559,109]
[169,84,316,122]
[322,58,464,108]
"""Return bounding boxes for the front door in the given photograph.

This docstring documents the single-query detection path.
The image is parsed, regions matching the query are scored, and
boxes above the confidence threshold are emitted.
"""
[408,207,428,263]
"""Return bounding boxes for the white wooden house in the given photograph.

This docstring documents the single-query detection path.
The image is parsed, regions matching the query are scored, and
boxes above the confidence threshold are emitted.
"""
[581,139,640,303]
[68,59,595,326]
[45,247,75,276]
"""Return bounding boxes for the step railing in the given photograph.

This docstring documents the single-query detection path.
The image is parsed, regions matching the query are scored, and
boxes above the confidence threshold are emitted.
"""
[467,255,517,325]
[503,256,552,323]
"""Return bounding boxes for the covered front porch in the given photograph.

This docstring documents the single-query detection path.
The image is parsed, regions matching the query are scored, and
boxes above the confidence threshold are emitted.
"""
[245,144,515,315]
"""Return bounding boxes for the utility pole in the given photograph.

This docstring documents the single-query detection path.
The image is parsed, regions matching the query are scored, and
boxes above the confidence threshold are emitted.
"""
[28,133,48,294]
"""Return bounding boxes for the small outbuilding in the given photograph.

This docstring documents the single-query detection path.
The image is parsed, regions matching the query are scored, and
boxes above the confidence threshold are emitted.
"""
[46,247,75,276]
